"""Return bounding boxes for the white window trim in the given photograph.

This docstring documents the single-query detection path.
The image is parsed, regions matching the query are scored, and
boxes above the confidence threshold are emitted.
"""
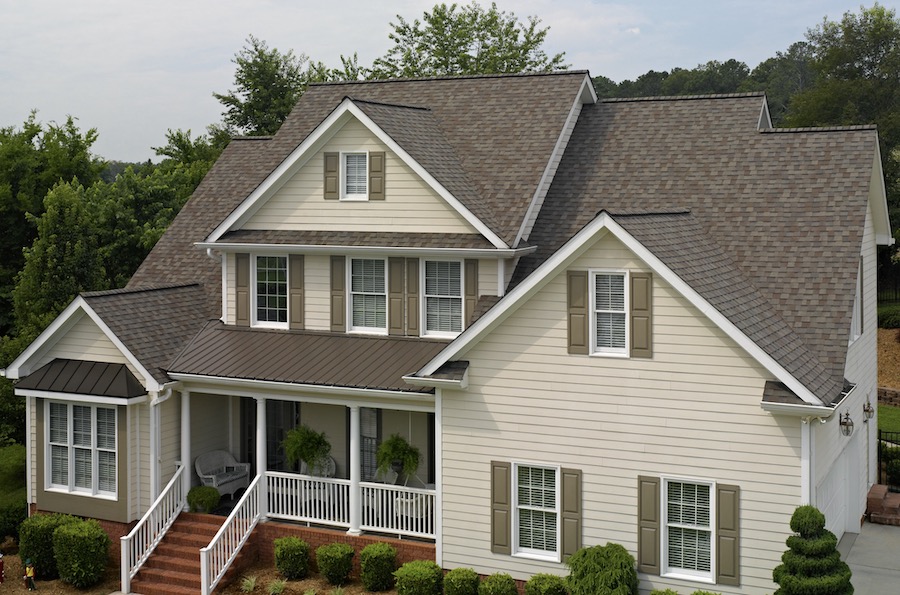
[251,254,289,329]
[341,151,369,201]
[421,258,464,339]
[590,269,629,357]
[512,462,561,563]
[661,476,716,584]
[849,257,862,344]
[45,401,117,499]
[348,257,388,334]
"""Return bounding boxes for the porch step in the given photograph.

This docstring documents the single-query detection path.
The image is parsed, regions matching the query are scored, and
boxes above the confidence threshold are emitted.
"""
[867,484,900,525]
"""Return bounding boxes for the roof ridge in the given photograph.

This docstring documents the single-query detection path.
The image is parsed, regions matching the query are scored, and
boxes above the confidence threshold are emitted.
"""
[82,282,201,299]
[601,92,765,103]
[310,70,588,87]
[231,135,274,141]
[761,125,877,133]
[349,97,431,112]
[605,208,692,217]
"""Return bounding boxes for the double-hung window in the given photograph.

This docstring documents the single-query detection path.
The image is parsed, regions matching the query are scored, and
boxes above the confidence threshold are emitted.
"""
[47,402,117,497]
[424,260,463,336]
[592,271,627,354]
[350,258,387,332]
[664,479,713,581]
[514,464,559,560]
[254,255,288,327]
[343,153,368,200]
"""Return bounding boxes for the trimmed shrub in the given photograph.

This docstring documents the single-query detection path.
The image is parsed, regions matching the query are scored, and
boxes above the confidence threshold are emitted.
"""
[649,590,680,595]
[0,492,26,541]
[360,541,396,591]
[316,542,355,586]
[566,542,638,595]
[53,518,111,587]
[878,304,900,328]
[444,567,479,595]
[525,573,568,595]
[691,591,723,595]
[773,505,852,594]
[274,536,310,579]
[187,485,221,513]
[479,572,518,595]
[393,559,443,595]
[18,513,79,579]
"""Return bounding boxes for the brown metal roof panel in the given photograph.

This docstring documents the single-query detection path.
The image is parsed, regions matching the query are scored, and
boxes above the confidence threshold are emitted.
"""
[16,359,145,398]
[49,360,81,392]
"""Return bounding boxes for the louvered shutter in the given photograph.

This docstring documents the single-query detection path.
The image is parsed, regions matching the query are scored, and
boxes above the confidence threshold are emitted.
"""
[289,255,304,329]
[567,271,589,354]
[716,483,741,586]
[491,461,512,554]
[630,272,652,358]
[406,259,419,336]
[637,475,661,574]
[324,152,339,199]
[560,468,582,561]
[369,151,385,200]
[236,253,250,326]
[464,259,478,327]
[388,257,405,335]
[331,256,346,331]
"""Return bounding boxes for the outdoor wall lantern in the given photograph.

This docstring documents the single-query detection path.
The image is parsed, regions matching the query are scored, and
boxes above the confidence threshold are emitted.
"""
[863,400,875,422]
[839,411,854,437]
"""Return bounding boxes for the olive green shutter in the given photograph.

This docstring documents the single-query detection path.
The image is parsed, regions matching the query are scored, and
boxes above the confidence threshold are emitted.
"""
[289,255,304,330]
[637,475,661,575]
[465,259,479,326]
[560,468,582,561]
[406,259,419,336]
[369,151,385,200]
[236,253,250,326]
[716,483,741,586]
[630,272,652,358]
[490,461,511,555]
[567,271,589,355]
[388,257,405,335]
[324,152,339,199]
[330,256,346,332]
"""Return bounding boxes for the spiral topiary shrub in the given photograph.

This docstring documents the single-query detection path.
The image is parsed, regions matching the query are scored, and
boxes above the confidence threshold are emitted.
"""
[53,518,111,587]
[525,573,568,595]
[566,542,638,595]
[187,485,221,513]
[18,512,79,579]
[274,536,310,579]
[360,541,396,591]
[393,559,443,595]
[444,567,479,595]
[316,542,355,586]
[772,505,852,595]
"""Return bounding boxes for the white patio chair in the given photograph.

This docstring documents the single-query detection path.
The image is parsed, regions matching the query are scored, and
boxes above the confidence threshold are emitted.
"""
[299,455,337,478]
[194,450,250,498]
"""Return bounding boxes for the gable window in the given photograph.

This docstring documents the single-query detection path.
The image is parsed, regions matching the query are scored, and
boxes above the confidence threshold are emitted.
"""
[424,260,463,335]
[514,464,559,560]
[593,271,627,354]
[254,255,288,327]
[343,153,368,199]
[664,479,713,580]
[350,258,387,332]
[47,401,116,497]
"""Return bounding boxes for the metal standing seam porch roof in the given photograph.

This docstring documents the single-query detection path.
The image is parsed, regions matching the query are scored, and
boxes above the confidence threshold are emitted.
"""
[16,359,145,398]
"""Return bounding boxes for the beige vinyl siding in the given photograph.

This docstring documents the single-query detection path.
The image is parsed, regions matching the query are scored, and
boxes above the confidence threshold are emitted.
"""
[190,394,233,487]
[305,254,332,331]
[477,258,498,298]
[243,119,478,234]
[441,234,800,594]
[36,313,143,381]
[225,252,236,324]
[159,394,181,487]
[129,403,152,518]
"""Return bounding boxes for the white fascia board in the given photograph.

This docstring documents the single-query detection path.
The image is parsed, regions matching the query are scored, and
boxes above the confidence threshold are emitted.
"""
[15,389,146,406]
[871,144,894,246]
[417,212,825,406]
[196,242,535,260]
[206,98,508,249]
[760,400,834,418]
[402,370,468,390]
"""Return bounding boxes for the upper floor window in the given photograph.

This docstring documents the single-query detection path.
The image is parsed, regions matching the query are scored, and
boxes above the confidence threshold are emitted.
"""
[47,401,117,497]
[592,271,627,354]
[350,258,387,332]
[254,255,288,328]
[424,260,463,336]
[343,153,368,199]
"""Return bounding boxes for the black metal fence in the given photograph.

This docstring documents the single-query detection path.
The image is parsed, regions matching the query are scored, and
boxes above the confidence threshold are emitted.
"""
[878,430,900,491]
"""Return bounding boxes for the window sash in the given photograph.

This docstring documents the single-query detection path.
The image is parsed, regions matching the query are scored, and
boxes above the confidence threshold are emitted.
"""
[515,464,559,557]
[46,402,116,496]
[593,272,627,353]
[664,480,713,578]
[424,260,463,334]
[255,255,288,325]
[350,259,387,331]
[344,153,367,197]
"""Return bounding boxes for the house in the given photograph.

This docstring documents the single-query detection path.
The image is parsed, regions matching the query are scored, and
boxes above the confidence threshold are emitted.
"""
[2,70,891,595]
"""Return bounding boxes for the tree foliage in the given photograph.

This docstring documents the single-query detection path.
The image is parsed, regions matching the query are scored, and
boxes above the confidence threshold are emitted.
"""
[371,2,567,79]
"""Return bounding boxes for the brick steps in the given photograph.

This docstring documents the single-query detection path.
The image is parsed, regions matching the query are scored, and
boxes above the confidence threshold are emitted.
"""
[867,484,900,525]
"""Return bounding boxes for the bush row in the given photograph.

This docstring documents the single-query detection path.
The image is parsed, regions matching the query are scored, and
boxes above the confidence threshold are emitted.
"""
[18,513,110,587]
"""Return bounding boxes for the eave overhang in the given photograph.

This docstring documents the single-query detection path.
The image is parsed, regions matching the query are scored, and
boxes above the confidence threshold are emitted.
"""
[197,241,536,260]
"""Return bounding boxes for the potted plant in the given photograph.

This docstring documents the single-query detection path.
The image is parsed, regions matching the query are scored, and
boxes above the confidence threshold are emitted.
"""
[282,425,331,476]
[376,433,420,483]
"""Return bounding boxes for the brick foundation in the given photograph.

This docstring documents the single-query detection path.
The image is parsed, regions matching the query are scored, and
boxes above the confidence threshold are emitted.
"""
[878,387,900,407]
[28,505,135,565]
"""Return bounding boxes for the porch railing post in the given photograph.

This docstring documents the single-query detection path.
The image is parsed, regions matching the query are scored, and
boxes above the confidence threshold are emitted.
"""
[256,396,268,521]
[348,405,361,535]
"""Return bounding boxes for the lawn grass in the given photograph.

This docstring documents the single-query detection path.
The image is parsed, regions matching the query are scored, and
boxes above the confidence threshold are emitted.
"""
[878,403,900,434]
[0,444,27,541]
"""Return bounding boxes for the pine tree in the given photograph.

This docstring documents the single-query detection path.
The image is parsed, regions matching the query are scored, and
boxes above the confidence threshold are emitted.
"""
[773,505,853,594]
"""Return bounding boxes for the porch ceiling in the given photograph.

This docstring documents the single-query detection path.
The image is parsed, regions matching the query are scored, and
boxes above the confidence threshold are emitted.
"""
[167,321,449,393]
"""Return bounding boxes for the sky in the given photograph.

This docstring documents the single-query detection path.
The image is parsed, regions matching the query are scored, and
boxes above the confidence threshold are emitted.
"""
[0,0,883,162]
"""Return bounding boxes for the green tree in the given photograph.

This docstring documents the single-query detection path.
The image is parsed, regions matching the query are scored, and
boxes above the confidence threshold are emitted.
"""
[741,42,816,124]
[660,59,750,96]
[371,2,567,79]
[772,505,852,594]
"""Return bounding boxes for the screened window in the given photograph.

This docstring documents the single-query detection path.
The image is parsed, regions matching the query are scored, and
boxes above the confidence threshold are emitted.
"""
[344,153,368,198]
[515,464,558,557]
[593,272,627,354]
[665,480,712,579]
[255,255,288,326]
[47,402,117,497]
[424,260,462,335]
[351,258,387,331]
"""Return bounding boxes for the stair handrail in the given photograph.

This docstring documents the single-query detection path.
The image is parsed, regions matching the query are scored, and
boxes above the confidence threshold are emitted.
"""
[120,464,186,594]
[200,473,262,595]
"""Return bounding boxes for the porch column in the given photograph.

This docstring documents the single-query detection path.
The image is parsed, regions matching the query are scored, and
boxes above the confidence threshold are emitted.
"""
[348,405,361,535]
[256,396,267,521]
[180,389,191,508]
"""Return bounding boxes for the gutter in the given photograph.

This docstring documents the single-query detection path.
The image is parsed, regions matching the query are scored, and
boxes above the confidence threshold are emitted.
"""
[195,242,537,259]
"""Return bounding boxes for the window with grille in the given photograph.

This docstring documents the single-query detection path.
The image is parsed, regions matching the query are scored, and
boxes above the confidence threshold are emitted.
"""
[344,153,368,198]
[351,258,387,331]
[424,260,462,335]
[47,402,116,497]
[593,272,627,354]
[665,480,712,579]
[515,464,558,557]
[255,255,288,326]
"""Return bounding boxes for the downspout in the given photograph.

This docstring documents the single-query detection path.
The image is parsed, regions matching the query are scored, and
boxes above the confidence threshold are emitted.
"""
[25,395,32,515]
[801,416,825,505]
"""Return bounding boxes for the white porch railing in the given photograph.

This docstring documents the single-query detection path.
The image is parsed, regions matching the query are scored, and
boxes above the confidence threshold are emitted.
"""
[267,471,351,527]
[200,474,262,595]
[361,481,436,538]
[120,465,186,594]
